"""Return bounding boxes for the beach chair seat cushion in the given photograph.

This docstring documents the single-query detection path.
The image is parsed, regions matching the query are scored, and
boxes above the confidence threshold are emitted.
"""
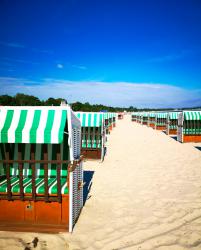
[0,176,68,194]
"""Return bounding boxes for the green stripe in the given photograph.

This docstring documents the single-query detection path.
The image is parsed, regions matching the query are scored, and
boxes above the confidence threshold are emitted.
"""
[30,110,41,143]
[37,178,56,194]
[82,113,86,127]
[44,110,55,143]
[184,111,201,120]
[15,110,28,143]
[94,114,97,127]
[0,110,14,142]
[88,113,92,127]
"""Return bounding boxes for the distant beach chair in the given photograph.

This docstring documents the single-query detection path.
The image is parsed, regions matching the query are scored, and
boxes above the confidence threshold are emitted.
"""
[75,112,106,160]
[177,110,201,143]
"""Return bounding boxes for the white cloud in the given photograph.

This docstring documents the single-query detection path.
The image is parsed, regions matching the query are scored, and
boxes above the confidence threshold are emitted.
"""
[57,64,64,69]
[1,57,40,65]
[0,41,25,48]
[72,65,87,70]
[146,50,199,63]
[0,77,200,108]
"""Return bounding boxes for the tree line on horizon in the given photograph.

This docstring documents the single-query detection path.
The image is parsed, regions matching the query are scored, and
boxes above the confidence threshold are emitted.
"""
[0,93,200,112]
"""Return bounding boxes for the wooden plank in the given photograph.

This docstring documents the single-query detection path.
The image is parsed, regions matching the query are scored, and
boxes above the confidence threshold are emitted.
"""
[5,145,11,201]
[43,145,49,202]
[18,144,24,201]
[56,145,61,203]
[0,160,69,164]
[31,144,36,201]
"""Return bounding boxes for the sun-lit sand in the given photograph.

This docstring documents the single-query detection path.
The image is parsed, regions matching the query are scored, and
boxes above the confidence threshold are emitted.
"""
[0,115,201,250]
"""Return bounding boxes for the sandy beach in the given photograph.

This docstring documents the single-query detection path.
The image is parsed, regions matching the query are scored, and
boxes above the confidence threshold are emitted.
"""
[1,115,201,250]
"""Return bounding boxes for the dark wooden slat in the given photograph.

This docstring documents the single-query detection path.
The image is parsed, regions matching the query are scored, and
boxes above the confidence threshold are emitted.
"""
[56,146,61,203]
[18,144,24,201]
[5,145,11,201]
[0,195,61,202]
[43,145,49,202]
[0,160,69,164]
[31,144,36,201]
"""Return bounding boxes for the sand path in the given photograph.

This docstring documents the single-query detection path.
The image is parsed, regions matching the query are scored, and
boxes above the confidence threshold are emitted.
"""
[0,115,201,250]
[67,115,201,250]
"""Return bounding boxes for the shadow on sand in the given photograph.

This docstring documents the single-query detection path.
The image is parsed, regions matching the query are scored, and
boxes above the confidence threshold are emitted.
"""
[83,170,94,205]
[195,146,201,151]
[170,135,177,141]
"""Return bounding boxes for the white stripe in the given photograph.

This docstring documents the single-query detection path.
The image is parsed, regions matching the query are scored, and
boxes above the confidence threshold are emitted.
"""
[7,109,21,143]
[13,144,18,176]
[36,110,48,143]
[85,113,89,127]
[48,179,57,193]
[23,144,30,176]
[78,113,82,126]
[61,182,67,194]
[36,179,45,193]
[35,144,42,176]
[51,109,62,143]
[6,178,20,192]
[0,109,8,142]
[24,177,43,193]
[60,142,63,177]
[11,178,32,192]
[22,110,35,143]
[0,176,16,186]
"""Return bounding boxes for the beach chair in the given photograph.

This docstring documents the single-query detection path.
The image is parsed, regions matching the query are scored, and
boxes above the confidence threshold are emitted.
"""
[166,112,180,135]
[141,113,148,125]
[155,113,168,130]
[75,112,105,160]
[148,113,156,128]
[177,111,201,142]
[0,106,83,233]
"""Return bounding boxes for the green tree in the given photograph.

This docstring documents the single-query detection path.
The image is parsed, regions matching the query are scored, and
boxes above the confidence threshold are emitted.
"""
[15,93,41,106]
[0,95,16,105]
[45,98,67,106]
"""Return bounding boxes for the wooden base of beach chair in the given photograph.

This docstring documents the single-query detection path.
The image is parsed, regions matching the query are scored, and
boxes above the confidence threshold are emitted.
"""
[0,195,69,232]
[168,129,177,135]
[156,126,166,131]
[0,222,68,233]
[182,135,201,143]
[143,122,148,125]
[81,148,102,159]
[149,123,155,128]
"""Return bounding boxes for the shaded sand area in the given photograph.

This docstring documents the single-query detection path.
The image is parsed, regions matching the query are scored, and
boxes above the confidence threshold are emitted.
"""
[0,115,201,250]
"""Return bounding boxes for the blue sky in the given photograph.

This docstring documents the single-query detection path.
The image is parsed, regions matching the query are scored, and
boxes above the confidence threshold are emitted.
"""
[0,0,201,108]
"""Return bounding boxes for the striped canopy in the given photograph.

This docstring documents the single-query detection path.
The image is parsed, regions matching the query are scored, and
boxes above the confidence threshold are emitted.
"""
[142,113,148,117]
[149,113,156,118]
[169,112,179,119]
[183,111,201,120]
[156,113,168,118]
[0,107,67,144]
[75,112,103,127]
